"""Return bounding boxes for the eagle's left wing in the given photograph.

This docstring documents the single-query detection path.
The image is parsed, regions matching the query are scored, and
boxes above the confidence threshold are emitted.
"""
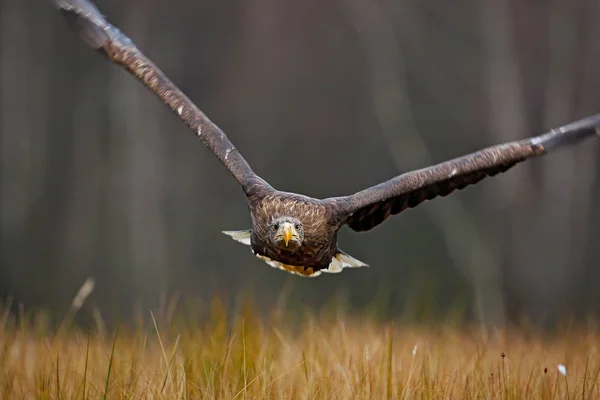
[51,0,272,197]
[332,114,600,232]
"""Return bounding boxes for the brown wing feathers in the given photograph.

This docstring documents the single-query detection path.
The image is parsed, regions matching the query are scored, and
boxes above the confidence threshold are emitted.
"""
[53,0,269,196]
[52,0,600,237]
[342,116,600,232]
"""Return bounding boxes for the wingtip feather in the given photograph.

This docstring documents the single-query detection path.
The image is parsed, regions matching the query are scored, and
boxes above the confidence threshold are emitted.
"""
[51,0,122,50]
[531,113,600,153]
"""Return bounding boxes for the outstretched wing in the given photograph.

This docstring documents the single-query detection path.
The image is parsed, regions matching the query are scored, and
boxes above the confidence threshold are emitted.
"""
[334,114,600,232]
[51,0,271,196]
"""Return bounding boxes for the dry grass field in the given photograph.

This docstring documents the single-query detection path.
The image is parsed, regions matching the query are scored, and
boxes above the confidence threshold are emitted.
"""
[1,297,599,399]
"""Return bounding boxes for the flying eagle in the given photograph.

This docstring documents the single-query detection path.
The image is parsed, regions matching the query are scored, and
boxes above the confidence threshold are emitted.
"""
[52,0,600,277]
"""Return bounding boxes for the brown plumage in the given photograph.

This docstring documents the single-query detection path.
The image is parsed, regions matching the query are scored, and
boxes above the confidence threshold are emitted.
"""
[52,0,600,277]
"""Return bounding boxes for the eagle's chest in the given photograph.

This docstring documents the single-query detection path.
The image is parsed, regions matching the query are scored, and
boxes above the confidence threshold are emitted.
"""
[246,238,367,278]
[222,223,367,278]
[250,241,335,277]
[251,240,334,270]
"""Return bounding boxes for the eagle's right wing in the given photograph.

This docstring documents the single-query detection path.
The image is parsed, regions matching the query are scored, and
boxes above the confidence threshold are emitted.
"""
[333,114,600,232]
[51,0,272,196]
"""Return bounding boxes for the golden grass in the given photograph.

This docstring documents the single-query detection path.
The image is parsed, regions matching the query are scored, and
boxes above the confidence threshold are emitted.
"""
[1,300,599,399]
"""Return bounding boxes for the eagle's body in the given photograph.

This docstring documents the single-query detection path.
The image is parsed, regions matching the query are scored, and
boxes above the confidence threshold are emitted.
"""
[224,191,364,277]
[52,0,600,278]
[250,193,337,270]
[250,195,341,272]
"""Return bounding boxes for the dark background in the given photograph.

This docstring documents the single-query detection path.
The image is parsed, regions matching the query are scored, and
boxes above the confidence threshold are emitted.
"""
[1,0,599,327]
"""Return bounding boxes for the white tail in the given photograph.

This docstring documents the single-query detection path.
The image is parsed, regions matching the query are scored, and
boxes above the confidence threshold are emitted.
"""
[222,229,252,245]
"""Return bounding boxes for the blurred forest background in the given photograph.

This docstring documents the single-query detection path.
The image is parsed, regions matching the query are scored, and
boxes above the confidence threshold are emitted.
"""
[1,0,600,328]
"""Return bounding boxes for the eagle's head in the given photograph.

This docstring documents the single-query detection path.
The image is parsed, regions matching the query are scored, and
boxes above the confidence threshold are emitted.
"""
[269,216,304,251]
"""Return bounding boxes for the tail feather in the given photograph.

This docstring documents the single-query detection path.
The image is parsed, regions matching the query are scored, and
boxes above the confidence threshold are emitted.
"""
[324,250,369,274]
[530,113,600,153]
[222,230,252,246]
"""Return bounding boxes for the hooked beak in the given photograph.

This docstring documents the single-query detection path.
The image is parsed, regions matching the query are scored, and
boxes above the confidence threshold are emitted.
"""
[282,223,293,246]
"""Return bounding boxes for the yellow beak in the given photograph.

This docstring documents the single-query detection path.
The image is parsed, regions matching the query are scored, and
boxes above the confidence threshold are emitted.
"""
[282,224,293,246]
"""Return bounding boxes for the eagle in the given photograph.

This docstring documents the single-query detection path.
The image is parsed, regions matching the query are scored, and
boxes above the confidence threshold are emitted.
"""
[52,0,600,277]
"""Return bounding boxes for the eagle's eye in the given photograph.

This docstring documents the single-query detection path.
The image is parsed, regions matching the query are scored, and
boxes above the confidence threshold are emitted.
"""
[272,223,279,232]
[294,223,301,231]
